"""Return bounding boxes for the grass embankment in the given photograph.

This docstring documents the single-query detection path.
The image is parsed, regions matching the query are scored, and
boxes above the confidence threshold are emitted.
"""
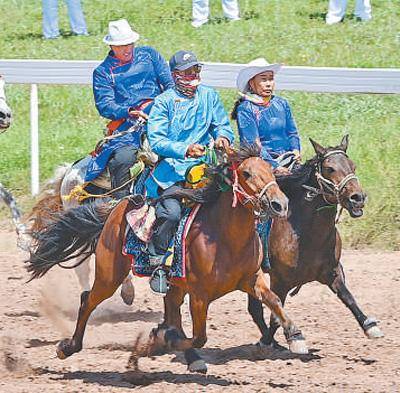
[0,0,399,248]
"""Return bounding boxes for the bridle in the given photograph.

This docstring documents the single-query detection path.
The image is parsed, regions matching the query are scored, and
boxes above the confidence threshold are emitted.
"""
[306,150,359,205]
[230,163,277,219]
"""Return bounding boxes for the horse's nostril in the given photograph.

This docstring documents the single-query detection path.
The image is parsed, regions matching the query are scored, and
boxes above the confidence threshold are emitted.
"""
[0,113,5,119]
[350,193,363,203]
[271,201,282,213]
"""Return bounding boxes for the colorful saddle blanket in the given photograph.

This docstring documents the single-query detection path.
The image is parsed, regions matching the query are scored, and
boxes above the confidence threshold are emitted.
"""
[123,204,200,278]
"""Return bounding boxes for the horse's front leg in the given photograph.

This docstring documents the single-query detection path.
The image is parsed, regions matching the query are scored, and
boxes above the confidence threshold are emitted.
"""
[151,293,209,374]
[328,263,384,339]
[243,271,308,354]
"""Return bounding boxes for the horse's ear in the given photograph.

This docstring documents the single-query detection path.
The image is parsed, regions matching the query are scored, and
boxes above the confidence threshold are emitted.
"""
[309,138,326,156]
[340,134,349,152]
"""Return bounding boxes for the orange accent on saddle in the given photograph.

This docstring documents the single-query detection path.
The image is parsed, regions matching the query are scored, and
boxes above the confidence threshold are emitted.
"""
[106,118,125,136]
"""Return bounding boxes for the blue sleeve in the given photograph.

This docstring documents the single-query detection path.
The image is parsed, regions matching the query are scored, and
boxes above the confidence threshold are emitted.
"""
[150,48,174,91]
[209,91,235,143]
[147,96,188,159]
[284,100,301,151]
[236,103,278,168]
[93,67,130,120]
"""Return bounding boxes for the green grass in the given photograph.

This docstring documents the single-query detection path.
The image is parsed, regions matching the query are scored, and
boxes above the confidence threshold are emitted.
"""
[0,0,399,248]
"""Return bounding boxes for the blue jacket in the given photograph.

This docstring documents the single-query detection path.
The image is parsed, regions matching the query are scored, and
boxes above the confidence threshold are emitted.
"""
[236,96,300,168]
[85,46,174,182]
[145,85,235,197]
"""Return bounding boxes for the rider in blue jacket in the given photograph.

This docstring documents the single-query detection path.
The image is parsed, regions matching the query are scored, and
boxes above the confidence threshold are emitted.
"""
[232,58,301,175]
[85,19,174,197]
[145,50,234,293]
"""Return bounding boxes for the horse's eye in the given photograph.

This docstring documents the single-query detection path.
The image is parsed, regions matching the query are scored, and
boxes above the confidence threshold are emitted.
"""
[324,166,335,174]
[242,170,251,180]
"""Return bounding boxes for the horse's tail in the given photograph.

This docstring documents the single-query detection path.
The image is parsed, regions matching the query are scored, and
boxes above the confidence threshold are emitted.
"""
[27,163,70,233]
[26,200,114,281]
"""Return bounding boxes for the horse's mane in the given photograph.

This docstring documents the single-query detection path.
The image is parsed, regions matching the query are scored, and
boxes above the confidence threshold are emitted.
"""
[158,143,261,205]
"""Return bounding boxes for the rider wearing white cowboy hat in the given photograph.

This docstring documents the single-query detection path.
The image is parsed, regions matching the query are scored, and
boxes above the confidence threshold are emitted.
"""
[85,19,174,198]
[232,58,301,176]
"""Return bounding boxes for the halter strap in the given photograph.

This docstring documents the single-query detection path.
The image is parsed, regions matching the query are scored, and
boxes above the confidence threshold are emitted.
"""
[315,150,359,204]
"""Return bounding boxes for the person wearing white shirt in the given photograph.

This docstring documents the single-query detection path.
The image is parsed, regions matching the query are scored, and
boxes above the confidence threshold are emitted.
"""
[326,0,372,25]
[192,0,240,28]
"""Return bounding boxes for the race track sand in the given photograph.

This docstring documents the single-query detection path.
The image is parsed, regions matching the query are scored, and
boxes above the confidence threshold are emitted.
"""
[0,228,399,392]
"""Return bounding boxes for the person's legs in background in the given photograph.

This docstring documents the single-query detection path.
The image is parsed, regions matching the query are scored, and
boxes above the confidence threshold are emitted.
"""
[222,0,240,21]
[354,0,372,21]
[192,0,209,28]
[42,0,60,39]
[108,145,137,200]
[326,0,347,25]
[65,0,88,35]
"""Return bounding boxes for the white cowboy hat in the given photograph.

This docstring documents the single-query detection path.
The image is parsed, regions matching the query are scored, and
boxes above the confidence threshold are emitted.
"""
[236,58,282,93]
[103,19,140,46]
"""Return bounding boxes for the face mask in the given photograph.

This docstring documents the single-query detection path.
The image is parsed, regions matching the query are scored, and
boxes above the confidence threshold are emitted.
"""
[173,72,201,98]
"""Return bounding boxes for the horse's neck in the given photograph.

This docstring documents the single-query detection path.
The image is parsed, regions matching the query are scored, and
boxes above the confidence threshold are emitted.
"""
[290,191,337,245]
[0,78,5,101]
[210,190,256,247]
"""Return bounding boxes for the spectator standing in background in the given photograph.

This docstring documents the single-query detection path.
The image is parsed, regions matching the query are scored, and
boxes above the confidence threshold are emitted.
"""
[326,0,372,25]
[192,0,240,28]
[42,0,88,39]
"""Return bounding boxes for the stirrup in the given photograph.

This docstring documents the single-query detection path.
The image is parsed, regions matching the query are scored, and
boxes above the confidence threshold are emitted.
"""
[149,267,169,295]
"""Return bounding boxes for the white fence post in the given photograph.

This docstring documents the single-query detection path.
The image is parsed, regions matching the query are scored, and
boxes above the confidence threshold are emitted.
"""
[30,83,39,196]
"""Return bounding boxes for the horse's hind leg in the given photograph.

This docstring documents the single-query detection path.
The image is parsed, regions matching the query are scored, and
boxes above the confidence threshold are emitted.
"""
[328,263,384,339]
[243,272,308,354]
[56,253,131,359]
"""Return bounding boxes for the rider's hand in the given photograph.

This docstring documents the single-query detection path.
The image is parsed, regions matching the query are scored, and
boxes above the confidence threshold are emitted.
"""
[274,166,291,176]
[215,137,230,151]
[293,149,301,162]
[129,109,149,121]
[186,144,206,158]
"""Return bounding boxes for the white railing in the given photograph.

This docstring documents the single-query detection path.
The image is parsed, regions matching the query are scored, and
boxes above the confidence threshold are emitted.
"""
[1,59,399,195]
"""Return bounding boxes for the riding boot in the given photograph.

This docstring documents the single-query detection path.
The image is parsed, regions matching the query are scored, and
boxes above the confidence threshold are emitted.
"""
[108,146,137,199]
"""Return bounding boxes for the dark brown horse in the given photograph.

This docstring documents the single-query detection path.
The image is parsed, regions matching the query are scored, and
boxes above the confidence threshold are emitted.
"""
[247,135,384,348]
[26,145,308,374]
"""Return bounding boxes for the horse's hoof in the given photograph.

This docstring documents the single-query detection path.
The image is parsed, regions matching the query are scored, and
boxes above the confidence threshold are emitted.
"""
[120,278,135,305]
[56,338,79,359]
[56,346,67,360]
[365,325,384,339]
[188,359,208,374]
[288,339,308,355]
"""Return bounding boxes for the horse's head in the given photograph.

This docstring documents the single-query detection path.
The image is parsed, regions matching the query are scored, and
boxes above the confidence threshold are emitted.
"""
[231,145,288,219]
[310,135,366,218]
[0,78,12,131]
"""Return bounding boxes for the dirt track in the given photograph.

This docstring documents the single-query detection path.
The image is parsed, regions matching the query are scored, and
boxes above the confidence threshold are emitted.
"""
[0,227,399,392]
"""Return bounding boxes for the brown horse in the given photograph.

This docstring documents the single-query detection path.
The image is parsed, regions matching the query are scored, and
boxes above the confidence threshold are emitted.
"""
[246,135,384,348]
[26,145,308,373]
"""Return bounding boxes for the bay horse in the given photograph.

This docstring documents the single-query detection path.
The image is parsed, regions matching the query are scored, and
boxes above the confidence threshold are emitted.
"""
[26,145,308,374]
[247,135,384,348]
